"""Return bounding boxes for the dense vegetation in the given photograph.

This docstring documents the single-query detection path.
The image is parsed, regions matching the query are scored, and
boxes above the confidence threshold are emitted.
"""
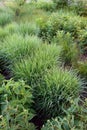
[0,0,87,129]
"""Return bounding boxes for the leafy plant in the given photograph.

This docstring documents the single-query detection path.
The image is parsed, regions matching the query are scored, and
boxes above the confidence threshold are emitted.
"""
[0,79,35,130]
[52,31,79,65]
[52,0,70,8]
[0,34,43,79]
[5,22,18,34]
[5,22,38,36]
[36,0,56,12]
[76,61,87,80]
[78,28,87,54]
[42,98,87,130]
[33,68,83,120]
[15,22,40,36]
[10,0,26,16]
[5,22,39,36]
[38,11,87,42]
[15,0,26,6]
[0,27,9,41]
[0,34,42,62]
[0,7,15,26]
[70,0,87,16]
[12,44,61,85]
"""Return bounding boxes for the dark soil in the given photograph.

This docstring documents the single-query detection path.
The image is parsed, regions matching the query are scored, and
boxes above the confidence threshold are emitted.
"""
[30,116,44,130]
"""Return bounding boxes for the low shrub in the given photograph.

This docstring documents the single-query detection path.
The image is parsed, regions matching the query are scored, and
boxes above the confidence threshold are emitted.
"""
[36,1,56,12]
[1,34,42,62]
[14,0,26,6]
[0,12,13,26]
[5,22,39,36]
[0,27,9,41]
[0,79,35,130]
[12,44,61,84]
[5,22,18,34]
[0,35,42,78]
[5,0,26,16]
[12,1,49,23]
[0,7,15,26]
[33,68,83,120]
[76,61,87,80]
[42,98,87,130]
[37,11,87,41]
[78,28,87,54]
[52,31,79,65]
[52,0,70,8]
[70,0,87,16]
[16,22,40,36]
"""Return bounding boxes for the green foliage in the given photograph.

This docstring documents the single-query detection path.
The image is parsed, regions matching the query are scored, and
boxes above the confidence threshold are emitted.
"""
[78,29,87,53]
[38,11,87,41]
[0,27,9,41]
[76,61,87,80]
[5,22,39,36]
[0,34,42,62]
[16,22,39,36]
[0,35,43,78]
[52,31,79,65]
[9,0,26,16]
[36,1,56,12]
[0,79,35,130]
[0,12,13,26]
[12,44,61,84]
[37,10,87,53]
[0,1,87,129]
[70,0,87,16]
[4,22,17,34]
[13,1,49,23]
[0,74,4,86]
[52,0,70,8]
[0,7,15,26]
[15,0,26,6]
[42,98,87,130]
[33,68,83,120]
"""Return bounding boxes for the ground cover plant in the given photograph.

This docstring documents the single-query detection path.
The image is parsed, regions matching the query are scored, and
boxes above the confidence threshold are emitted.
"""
[0,6,15,26]
[37,11,87,42]
[0,27,9,41]
[33,68,83,120]
[52,31,79,65]
[70,0,87,16]
[0,0,87,130]
[12,44,61,84]
[0,79,35,130]
[42,98,87,130]
[36,0,56,12]
[0,34,42,60]
[5,22,40,36]
[53,0,70,8]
